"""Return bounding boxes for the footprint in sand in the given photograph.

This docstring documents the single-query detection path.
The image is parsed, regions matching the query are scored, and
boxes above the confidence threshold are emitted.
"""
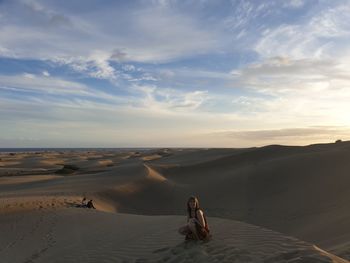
[22,211,58,263]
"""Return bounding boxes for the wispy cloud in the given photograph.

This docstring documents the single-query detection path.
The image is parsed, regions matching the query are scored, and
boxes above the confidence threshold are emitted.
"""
[0,73,125,103]
[2,0,350,147]
[255,3,350,59]
[206,126,350,147]
[230,55,350,127]
[0,73,88,95]
[0,0,222,82]
[0,74,211,117]
[232,57,350,92]
[284,0,305,9]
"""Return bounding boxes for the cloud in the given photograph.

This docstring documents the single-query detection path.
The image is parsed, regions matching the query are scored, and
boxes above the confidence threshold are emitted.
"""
[53,55,118,81]
[0,92,224,147]
[2,0,350,147]
[232,56,350,94]
[110,49,128,62]
[16,0,73,28]
[2,85,350,147]
[207,126,350,146]
[0,0,223,82]
[0,73,129,105]
[42,71,50,77]
[0,73,92,95]
[221,127,346,140]
[223,1,273,30]
[229,55,350,128]
[122,64,136,72]
[87,50,117,80]
[284,0,305,8]
[255,4,350,59]
[130,84,210,112]
[0,72,211,117]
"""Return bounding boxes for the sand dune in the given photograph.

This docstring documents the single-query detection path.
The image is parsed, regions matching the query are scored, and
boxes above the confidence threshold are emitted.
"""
[0,143,349,262]
[0,207,347,263]
[0,175,62,185]
[149,143,350,248]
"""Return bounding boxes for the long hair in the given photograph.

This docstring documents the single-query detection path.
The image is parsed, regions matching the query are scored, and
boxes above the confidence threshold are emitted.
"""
[187,196,200,217]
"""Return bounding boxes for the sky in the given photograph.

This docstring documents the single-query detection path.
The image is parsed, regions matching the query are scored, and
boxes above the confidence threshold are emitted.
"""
[1,0,350,147]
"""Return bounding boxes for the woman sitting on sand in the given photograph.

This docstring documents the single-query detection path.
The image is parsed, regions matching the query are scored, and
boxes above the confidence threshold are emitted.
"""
[178,196,210,241]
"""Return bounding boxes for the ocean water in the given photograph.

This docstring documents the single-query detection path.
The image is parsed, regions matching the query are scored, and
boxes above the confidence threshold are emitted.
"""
[0,148,155,153]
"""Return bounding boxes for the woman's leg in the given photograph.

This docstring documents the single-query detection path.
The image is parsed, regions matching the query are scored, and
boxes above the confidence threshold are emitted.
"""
[187,221,199,240]
[178,225,190,235]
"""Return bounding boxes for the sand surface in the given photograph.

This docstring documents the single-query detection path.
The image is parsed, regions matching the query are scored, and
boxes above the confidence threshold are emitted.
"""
[0,208,348,263]
[0,144,349,262]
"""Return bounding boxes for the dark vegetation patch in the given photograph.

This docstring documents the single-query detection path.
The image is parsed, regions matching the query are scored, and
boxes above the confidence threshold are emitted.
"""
[55,164,80,175]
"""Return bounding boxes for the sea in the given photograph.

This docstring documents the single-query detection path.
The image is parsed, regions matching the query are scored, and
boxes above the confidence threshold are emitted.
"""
[0,148,155,153]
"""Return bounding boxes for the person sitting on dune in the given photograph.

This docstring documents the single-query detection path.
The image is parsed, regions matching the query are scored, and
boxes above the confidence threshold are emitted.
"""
[81,197,87,207]
[178,196,210,241]
[86,199,95,209]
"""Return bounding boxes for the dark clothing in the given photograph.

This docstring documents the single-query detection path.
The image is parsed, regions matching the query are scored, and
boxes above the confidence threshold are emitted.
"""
[187,209,210,240]
[86,200,95,209]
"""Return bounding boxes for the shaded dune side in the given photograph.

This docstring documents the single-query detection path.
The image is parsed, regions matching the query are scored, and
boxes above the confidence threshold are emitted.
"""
[92,143,350,252]
[92,163,188,214]
[151,143,350,249]
[149,148,253,166]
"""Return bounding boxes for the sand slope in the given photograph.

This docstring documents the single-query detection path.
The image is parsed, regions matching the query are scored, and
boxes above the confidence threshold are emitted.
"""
[149,143,350,249]
[0,207,348,263]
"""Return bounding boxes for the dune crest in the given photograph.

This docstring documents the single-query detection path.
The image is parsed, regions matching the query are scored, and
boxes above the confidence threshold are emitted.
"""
[144,163,167,182]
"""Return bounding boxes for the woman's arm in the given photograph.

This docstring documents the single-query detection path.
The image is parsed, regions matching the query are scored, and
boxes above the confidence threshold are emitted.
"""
[196,210,206,228]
